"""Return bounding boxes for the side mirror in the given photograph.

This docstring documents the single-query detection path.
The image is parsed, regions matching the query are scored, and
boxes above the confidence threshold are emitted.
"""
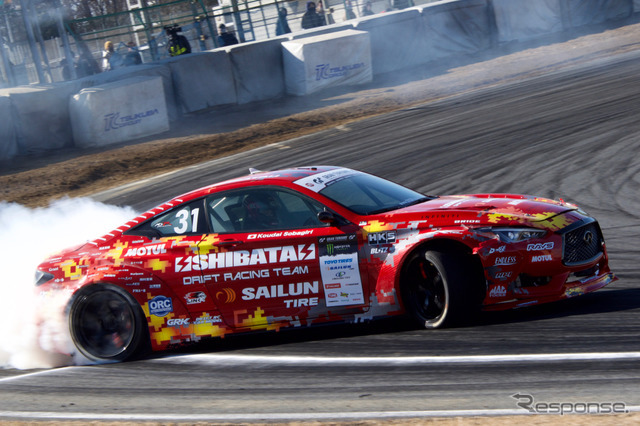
[317,210,336,224]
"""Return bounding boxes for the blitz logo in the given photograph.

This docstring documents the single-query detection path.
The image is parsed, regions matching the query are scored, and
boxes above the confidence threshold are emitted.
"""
[527,242,554,251]
[368,231,396,245]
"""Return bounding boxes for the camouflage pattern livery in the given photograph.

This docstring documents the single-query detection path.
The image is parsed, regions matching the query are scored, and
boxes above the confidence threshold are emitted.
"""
[35,166,616,359]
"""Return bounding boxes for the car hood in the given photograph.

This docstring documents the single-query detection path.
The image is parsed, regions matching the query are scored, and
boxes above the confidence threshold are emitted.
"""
[392,193,579,228]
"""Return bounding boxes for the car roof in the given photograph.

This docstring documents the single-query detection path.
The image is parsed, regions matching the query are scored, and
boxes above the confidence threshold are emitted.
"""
[179,165,345,199]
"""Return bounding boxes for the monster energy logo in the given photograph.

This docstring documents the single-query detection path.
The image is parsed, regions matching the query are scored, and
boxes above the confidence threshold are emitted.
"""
[326,244,335,255]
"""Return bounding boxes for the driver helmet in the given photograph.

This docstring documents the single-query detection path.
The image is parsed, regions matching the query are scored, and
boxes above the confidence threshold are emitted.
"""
[243,193,279,228]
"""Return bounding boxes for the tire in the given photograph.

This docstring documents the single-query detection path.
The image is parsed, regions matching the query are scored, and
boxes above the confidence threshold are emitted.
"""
[69,284,149,363]
[402,250,477,329]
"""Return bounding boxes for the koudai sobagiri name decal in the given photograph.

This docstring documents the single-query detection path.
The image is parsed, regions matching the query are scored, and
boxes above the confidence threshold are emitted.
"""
[104,109,159,131]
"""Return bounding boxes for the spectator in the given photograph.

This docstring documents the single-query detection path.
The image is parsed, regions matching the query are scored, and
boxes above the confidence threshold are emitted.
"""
[344,0,357,20]
[393,0,413,9]
[316,0,327,25]
[361,1,374,16]
[218,24,239,46]
[301,1,325,30]
[102,41,122,71]
[326,7,336,24]
[275,7,292,36]
[166,25,192,57]
[123,41,142,66]
[75,51,96,77]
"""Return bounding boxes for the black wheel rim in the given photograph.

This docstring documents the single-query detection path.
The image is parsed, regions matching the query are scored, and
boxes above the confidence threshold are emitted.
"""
[73,290,136,359]
[411,259,446,323]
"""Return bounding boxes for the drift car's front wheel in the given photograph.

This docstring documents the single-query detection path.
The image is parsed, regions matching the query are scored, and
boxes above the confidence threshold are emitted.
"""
[402,250,476,329]
[69,284,148,363]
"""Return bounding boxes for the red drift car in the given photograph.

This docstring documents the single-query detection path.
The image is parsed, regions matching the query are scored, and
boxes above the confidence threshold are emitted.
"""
[35,166,616,362]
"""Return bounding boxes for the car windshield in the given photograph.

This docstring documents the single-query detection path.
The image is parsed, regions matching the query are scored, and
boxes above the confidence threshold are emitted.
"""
[319,173,433,215]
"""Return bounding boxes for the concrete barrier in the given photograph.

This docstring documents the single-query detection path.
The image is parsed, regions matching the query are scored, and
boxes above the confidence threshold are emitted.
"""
[562,0,632,28]
[282,29,372,96]
[420,0,493,60]
[354,9,427,76]
[3,82,82,154]
[77,64,178,121]
[491,0,564,43]
[0,96,17,159]
[226,38,287,104]
[70,76,170,148]
[159,51,237,113]
[1,0,634,162]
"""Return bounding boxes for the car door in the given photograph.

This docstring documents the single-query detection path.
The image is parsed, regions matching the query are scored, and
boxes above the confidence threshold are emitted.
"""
[198,186,370,331]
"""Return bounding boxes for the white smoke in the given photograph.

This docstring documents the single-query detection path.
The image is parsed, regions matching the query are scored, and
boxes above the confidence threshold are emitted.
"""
[0,198,137,370]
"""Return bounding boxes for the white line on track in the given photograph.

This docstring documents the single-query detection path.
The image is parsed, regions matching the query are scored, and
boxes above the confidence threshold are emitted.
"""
[151,351,640,366]
[1,407,639,422]
[0,366,77,383]
[2,353,639,421]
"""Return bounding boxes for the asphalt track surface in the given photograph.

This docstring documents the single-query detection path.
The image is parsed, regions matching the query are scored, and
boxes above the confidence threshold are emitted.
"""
[2,42,640,423]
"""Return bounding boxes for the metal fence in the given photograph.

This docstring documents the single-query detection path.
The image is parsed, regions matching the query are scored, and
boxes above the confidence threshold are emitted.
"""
[0,0,436,87]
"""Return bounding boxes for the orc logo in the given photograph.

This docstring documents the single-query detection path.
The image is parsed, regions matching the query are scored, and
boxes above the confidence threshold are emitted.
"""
[149,295,173,317]
[216,288,236,304]
[527,242,554,251]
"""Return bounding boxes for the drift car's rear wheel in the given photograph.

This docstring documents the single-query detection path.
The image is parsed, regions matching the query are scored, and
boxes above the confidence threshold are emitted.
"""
[402,250,475,329]
[69,285,148,363]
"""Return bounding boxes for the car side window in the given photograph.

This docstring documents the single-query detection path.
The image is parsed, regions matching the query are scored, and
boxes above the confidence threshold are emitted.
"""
[206,188,329,233]
[127,199,208,237]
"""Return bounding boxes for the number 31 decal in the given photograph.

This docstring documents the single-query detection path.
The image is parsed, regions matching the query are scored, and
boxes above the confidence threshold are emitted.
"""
[174,208,199,234]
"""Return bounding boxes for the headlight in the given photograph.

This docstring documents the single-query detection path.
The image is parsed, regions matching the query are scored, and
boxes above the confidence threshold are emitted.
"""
[35,269,54,286]
[478,227,547,243]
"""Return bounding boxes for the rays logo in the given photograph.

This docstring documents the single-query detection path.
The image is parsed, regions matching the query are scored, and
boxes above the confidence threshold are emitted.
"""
[527,242,554,251]
[216,288,236,304]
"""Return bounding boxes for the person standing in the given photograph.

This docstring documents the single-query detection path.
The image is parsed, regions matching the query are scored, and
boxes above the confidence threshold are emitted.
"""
[217,23,239,46]
[316,0,327,25]
[166,26,192,57]
[275,7,292,35]
[361,1,374,16]
[102,41,122,71]
[123,41,143,66]
[344,0,357,20]
[301,1,325,30]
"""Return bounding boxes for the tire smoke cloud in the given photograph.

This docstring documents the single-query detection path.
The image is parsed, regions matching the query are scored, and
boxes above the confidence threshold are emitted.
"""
[0,198,137,370]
